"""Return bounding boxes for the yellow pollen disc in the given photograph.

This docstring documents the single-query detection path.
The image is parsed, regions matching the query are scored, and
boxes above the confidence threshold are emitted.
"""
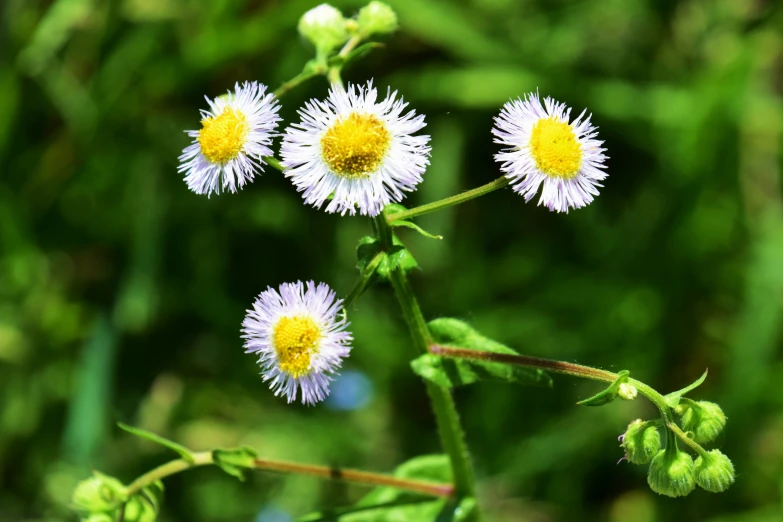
[320,113,391,178]
[198,107,249,164]
[529,117,583,179]
[273,316,321,378]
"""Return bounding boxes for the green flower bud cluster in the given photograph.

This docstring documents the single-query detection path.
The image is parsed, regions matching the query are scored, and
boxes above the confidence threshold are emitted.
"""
[298,2,398,60]
[72,473,163,522]
[644,397,732,496]
[618,395,734,497]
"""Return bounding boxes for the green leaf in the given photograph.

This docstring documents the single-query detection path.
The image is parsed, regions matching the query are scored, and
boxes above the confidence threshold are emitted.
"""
[453,497,477,521]
[576,370,630,407]
[117,423,195,463]
[357,236,383,273]
[386,204,443,240]
[390,220,443,240]
[664,369,709,408]
[356,235,418,281]
[298,455,454,521]
[212,446,258,481]
[412,318,551,389]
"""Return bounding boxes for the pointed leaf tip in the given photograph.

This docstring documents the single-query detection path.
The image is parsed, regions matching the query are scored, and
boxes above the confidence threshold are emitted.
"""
[117,423,195,463]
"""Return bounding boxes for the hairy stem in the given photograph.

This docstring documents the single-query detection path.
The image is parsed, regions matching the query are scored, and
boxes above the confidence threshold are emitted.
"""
[386,177,510,223]
[125,451,453,498]
[429,344,683,437]
[429,345,618,382]
[374,214,478,506]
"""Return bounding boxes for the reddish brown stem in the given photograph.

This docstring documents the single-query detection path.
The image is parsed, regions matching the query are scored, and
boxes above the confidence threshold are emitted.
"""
[253,458,455,497]
[429,344,618,383]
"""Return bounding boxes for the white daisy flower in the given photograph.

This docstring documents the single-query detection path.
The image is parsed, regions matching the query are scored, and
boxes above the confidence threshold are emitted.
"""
[242,281,352,405]
[492,93,607,213]
[179,81,281,196]
[280,80,430,217]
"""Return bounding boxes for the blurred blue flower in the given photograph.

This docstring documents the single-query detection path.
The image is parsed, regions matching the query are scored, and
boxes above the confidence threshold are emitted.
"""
[326,370,373,411]
[255,505,291,522]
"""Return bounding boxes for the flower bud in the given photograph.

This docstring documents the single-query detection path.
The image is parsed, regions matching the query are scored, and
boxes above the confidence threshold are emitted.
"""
[72,472,128,513]
[621,419,660,464]
[83,515,114,522]
[124,495,158,522]
[298,4,350,56]
[647,447,696,498]
[694,450,735,493]
[618,382,638,400]
[357,1,398,36]
[678,400,726,444]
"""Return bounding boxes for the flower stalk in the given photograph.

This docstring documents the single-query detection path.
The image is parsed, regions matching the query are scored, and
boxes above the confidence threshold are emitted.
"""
[125,452,454,499]
[386,176,510,223]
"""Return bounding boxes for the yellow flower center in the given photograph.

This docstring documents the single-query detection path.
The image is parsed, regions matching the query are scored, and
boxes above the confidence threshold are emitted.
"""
[529,117,583,179]
[273,316,321,378]
[198,107,249,164]
[320,113,391,178]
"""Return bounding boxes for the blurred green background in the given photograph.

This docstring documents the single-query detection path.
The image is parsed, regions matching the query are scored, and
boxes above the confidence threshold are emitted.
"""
[1,0,782,520]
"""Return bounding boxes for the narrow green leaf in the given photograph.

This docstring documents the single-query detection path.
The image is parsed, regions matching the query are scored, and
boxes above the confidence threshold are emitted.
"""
[416,318,552,388]
[391,220,443,240]
[386,204,443,240]
[117,423,195,463]
[212,446,258,481]
[576,370,630,407]
[664,369,709,408]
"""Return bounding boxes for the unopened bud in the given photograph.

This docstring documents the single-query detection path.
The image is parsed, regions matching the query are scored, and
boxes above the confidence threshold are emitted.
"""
[72,472,128,513]
[694,450,735,493]
[357,1,398,36]
[647,447,696,498]
[618,382,638,400]
[298,4,350,56]
[83,515,114,522]
[621,419,660,464]
[124,495,158,522]
[677,400,726,444]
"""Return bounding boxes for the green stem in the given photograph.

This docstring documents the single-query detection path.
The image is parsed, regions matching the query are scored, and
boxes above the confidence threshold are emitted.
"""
[273,69,321,98]
[343,250,385,309]
[327,67,344,88]
[125,451,454,499]
[326,34,363,89]
[263,156,285,172]
[126,451,213,495]
[374,214,478,503]
[387,177,510,223]
[666,422,709,457]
